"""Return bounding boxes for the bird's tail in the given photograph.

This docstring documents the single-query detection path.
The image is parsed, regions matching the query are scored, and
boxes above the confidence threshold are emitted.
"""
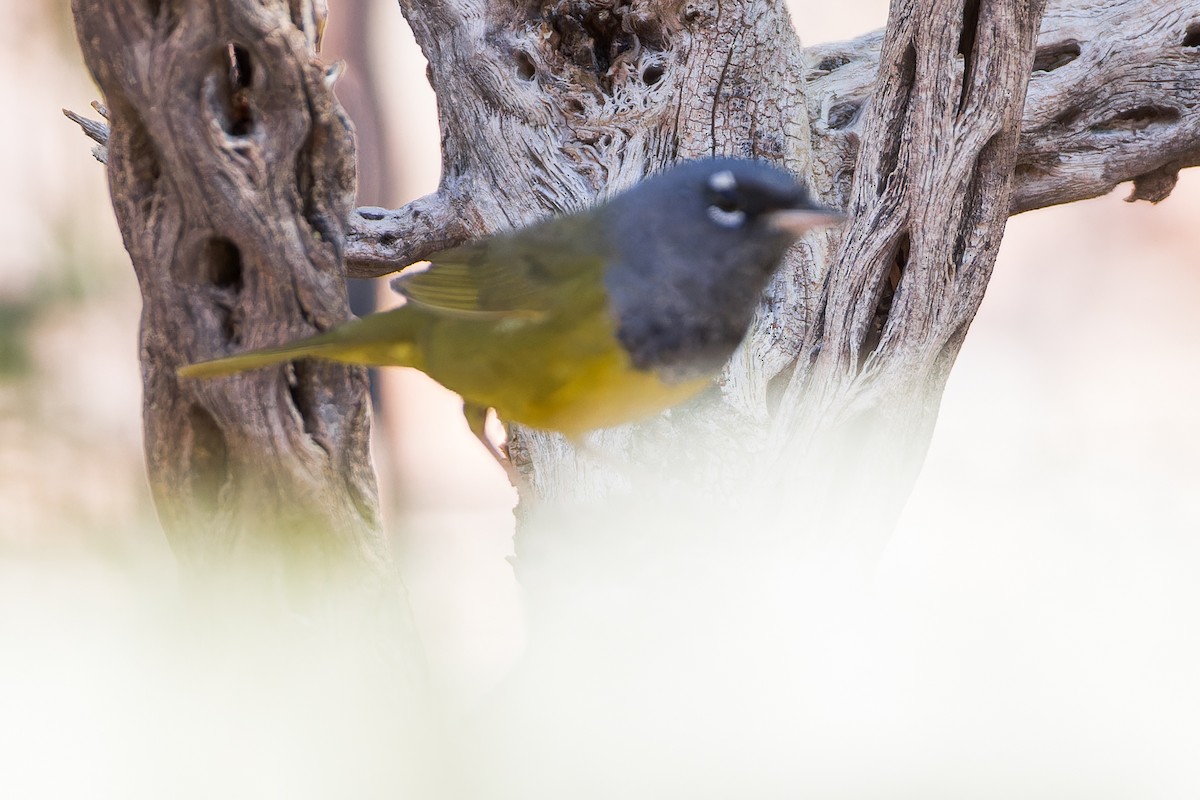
[178,306,424,379]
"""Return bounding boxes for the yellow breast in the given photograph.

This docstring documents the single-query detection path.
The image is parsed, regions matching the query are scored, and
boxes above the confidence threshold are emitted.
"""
[502,347,711,437]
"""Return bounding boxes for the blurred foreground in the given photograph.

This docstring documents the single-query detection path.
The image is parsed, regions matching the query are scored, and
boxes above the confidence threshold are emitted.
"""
[3,2,1199,797]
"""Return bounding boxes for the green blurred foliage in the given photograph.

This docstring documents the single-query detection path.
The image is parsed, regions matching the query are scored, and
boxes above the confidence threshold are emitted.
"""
[0,216,115,380]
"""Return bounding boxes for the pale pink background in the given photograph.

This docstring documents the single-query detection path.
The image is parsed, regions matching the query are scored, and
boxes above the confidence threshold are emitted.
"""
[1,4,1197,793]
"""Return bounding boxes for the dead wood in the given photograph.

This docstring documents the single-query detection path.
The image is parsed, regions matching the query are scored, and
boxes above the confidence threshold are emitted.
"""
[70,0,392,599]
[67,0,1200,570]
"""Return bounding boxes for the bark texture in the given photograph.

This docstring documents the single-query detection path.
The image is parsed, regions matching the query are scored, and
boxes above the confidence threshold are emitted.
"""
[381,0,828,509]
[804,1,1200,213]
[336,0,1197,553]
[69,0,1200,572]
[71,0,390,594]
[777,0,1048,548]
[349,0,1200,276]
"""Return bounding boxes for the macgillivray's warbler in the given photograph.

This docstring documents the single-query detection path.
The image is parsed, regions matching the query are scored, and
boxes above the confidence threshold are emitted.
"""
[179,158,844,455]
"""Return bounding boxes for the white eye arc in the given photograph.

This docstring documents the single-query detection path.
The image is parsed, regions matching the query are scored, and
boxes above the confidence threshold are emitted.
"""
[707,204,747,228]
[708,170,737,192]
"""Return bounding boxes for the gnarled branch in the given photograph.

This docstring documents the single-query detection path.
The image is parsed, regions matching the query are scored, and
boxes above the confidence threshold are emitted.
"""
[335,0,1199,282]
[805,0,1200,214]
[66,0,1200,567]
[70,0,391,596]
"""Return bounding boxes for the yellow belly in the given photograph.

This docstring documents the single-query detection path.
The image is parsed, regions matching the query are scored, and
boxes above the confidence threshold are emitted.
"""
[420,304,712,437]
[508,350,712,436]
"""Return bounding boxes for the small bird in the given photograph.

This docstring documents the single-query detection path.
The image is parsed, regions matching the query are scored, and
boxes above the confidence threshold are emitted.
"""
[179,158,843,450]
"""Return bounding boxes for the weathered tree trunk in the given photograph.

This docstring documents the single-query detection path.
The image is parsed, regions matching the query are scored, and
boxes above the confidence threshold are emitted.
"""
[340,0,1199,569]
[71,0,1200,580]
[64,2,1200,791]
[70,0,392,601]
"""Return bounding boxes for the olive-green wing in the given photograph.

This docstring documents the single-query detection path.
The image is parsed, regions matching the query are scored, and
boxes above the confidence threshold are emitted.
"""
[391,213,610,318]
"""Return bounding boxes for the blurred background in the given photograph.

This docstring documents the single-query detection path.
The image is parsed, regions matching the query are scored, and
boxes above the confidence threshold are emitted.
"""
[2,1,1198,796]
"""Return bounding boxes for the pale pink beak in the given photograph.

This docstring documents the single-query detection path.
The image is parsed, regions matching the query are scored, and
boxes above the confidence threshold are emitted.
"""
[765,206,846,236]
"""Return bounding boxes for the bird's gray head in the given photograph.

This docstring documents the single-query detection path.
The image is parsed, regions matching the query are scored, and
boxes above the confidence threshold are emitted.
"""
[601,158,843,382]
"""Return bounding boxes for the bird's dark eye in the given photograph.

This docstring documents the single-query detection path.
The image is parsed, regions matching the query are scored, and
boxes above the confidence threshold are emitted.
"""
[709,187,742,214]
[705,169,749,228]
[706,188,747,228]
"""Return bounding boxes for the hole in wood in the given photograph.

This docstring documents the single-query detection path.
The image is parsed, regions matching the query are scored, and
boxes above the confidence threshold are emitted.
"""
[1093,105,1182,133]
[957,0,981,61]
[641,63,664,85]
[860,232,909,367]
[514,50,537,81]
[816,54,850,73]
[126,114,162,216]
[187,404,230,512]
[544,1,667,91]
[228,43,253,89]
[683,3,707,23]
[1052,107,1081,128]
[202,238,243,345]
[1013,159,1048,180]
[204,237,243,291]
[216,43,255,137]
[1033,40,1081,72]
[1184,24,1200,48]
[827,101,862,130]
[956,0,982,112]
[286,361,330,456]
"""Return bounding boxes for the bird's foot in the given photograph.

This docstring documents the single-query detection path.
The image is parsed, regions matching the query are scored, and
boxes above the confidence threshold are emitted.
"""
[463,403,521,487]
